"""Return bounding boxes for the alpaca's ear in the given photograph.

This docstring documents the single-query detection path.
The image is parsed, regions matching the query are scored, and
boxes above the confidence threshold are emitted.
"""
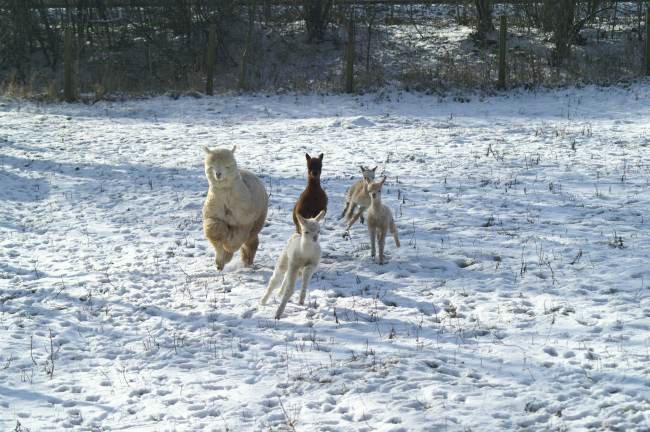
[318,153,324,161]
[231,145,237,153]
[372,166,377,172]
[359,165,366,172]
[305,153,311,161]
[315,210,326,222]
[297,214,306,226]
[203,146,211,154]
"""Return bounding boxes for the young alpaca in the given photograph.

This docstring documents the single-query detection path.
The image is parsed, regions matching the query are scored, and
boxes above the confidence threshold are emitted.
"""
[339,165,377,226]
[293,153,327,233]
[203,146,268,270]
[346,177,399,265]
[260,210,326,319]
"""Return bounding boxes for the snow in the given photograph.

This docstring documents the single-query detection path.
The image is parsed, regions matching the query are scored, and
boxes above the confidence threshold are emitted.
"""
[1,84,650,431]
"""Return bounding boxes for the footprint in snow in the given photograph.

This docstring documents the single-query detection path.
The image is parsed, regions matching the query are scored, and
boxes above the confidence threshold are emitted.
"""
[240,308,255,319]
[543,346,558,357]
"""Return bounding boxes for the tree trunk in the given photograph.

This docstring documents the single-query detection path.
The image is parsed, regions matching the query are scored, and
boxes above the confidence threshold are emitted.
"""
[474,0,494,40]
[551,0,576,65]
[304,0,333,43]
[541,0,555,31]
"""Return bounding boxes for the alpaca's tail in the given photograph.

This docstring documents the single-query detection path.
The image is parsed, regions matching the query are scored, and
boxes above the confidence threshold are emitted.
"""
[391,220,400,248]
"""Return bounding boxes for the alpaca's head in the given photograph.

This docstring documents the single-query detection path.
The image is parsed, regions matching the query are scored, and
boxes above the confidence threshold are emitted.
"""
[296,210,326,243]
[204,146,239,187]
[365,176,386,202]
[359,165,377,182]
[305,153,324,180]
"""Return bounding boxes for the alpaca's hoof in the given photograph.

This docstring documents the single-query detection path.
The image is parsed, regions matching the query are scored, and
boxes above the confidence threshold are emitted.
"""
[274,312,283,320]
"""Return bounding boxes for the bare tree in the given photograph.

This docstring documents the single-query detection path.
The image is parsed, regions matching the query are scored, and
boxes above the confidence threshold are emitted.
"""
[304,0,333,43]
[548,0,577,64]
[474,0,495,41]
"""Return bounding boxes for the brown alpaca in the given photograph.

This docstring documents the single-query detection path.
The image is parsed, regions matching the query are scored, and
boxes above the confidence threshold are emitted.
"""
[293,153,328,233]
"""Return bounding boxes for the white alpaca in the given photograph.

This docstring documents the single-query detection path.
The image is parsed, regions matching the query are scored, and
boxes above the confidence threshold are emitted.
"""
[260,210,325,319]
[339,165,377,225]
[346,177,399,265]
[203,146,268,270]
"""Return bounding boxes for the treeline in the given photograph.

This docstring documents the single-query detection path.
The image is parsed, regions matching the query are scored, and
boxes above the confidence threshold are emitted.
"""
[0,1,647,95]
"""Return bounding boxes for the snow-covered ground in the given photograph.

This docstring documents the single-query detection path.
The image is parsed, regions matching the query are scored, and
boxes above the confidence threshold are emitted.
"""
[1,84,650,431]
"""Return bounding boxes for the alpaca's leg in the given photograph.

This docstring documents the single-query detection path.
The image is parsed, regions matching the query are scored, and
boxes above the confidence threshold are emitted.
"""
[226,228,251,253]
[378,229,387,265]
[345,203,357,223]
[346,209,363,231]
[242,210,267,266]
[298,265,317,305]
[206,223,234,270]
[339,201,350,220]
[206,238,224,270]
[277,273,289,298]
[390,220,400,248]
[275,265,299,319]
[290,267,302,301]
[292,207,301,234]
[261,253,288,305]
[205,219,228,270]
[368,225,376,259]
[204,218,227,243]
[350,207,366,227]
[241,234,259,267]
[216,247,234,270]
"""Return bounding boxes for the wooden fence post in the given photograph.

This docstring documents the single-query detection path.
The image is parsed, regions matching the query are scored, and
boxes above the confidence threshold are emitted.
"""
[63,26,74,102]
[645,7,650,76]
[646,7,649,76]
[498,15,507,89]
[206,24,216,95]
[345,13,355,93]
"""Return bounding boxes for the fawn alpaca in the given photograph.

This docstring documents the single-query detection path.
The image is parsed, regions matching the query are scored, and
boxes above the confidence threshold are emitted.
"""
[260,210,326,319]
[340,165,377,226]
[347,177,399,264]
[202,146,268,270]
[293,153,327,233]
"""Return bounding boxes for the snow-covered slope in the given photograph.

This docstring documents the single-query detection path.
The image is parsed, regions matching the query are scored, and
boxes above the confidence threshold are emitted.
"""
[1,85,649,431]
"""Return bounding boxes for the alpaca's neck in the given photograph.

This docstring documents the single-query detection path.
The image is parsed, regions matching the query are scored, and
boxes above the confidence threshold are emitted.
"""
[293,234,319,258]
[300,236,315,248]
[370,196,382,210]
[307,177,321,189]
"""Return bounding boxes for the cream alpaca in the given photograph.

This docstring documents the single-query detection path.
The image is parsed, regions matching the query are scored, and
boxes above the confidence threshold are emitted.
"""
[260,210,325,319]
[340,165,377,225]
[347,177,399,264]
[202,146,268,270]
